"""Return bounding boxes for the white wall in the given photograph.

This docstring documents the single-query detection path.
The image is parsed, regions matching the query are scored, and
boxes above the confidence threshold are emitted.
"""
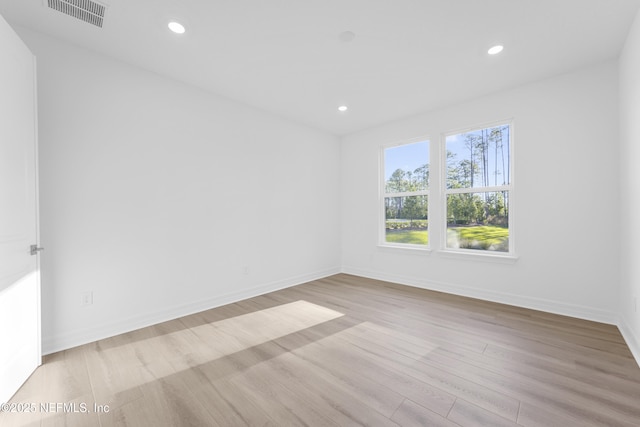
[11,23,634,357]
[341,61,620,323]
[16,28,341,354]
[619,9,640,363]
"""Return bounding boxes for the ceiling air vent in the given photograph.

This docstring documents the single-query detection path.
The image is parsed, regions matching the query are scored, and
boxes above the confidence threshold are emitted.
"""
[47,0,107,28]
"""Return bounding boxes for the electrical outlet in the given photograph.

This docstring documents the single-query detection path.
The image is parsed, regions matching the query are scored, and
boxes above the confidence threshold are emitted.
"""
[81,291,93,306]
[242,266,250,275]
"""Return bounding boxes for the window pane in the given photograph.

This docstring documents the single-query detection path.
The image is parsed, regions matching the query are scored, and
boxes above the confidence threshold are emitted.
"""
[446,125,510,189]
[446,192,509,252]
[385,195,428,245]
[384,141,429,193]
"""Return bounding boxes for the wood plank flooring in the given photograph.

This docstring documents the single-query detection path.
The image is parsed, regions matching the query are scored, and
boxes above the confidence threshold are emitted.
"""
[2,273,640,426]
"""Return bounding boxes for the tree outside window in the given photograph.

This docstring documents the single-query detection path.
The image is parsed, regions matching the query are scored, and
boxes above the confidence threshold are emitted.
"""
[445,123,512,253]
[382,140,429,246]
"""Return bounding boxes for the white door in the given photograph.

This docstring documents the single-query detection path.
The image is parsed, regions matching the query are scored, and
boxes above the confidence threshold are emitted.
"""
[0,14,41,404]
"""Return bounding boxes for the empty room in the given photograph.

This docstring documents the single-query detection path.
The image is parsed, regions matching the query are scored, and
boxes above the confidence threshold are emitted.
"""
[2,0,640,426]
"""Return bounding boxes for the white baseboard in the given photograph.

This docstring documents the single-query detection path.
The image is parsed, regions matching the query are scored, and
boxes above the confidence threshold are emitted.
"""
[42,267,341,355]
[44,264,636,368]
[618,318,640,368]
[341,266,617,325]
[343,266,640,367]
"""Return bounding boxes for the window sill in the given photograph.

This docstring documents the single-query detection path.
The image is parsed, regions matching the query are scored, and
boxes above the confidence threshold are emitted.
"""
[437,249,519,264]
[377,244,431,256]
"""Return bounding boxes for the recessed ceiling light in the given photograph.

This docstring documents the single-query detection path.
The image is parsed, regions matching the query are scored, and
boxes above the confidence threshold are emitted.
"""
[488,45,504,55]
[168,21,186,34]
[338,105,348,112]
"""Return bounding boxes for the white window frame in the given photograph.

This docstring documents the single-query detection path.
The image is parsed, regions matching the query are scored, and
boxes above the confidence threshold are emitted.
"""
[379,136,431,251]
[441,120,515,257]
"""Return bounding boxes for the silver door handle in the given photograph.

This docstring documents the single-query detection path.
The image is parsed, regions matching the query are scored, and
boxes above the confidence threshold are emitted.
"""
[30,244,44,256]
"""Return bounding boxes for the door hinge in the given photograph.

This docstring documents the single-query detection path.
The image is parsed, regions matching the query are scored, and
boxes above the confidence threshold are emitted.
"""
[30,244,44,256]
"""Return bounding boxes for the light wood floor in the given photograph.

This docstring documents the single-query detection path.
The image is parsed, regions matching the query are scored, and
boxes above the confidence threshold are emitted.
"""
[3,274,640,426]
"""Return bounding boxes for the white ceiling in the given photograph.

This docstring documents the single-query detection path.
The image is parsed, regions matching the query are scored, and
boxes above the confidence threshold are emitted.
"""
[1,0,639,136]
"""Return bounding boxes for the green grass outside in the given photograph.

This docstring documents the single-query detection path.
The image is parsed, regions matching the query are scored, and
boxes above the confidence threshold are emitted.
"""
[448,225,509,251]
[385,225,508,249]
[385,229,429,245]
